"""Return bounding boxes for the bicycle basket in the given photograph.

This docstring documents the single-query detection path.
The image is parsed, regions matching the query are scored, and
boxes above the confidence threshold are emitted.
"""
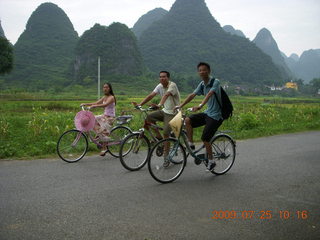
[116,115,133,125]
[169,111,182,138]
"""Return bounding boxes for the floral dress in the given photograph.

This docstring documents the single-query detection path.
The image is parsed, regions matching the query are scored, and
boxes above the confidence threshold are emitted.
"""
[93,100,115,142]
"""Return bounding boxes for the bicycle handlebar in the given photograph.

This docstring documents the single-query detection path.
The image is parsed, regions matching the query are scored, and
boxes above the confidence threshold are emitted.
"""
[134,105,159,112]
[81,105,91,111]
[174,106,194,113]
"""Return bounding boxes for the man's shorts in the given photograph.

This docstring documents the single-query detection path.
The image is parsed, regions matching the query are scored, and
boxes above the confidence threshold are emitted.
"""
[189,112,223,142]
[146,110,175,136]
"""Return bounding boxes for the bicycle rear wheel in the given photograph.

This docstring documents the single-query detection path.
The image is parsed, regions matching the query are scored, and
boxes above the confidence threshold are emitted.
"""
[107,126,132,158]
[57,129,88,163]
[119,132,150,171]
[207,134,236,175]
[148,138,186,183]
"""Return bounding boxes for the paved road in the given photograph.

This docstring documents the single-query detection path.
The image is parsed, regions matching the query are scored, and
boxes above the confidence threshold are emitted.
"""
[0,131,319,240]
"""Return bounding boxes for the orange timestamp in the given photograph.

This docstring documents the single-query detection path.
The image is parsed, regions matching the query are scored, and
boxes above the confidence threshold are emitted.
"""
[210,210,309,220]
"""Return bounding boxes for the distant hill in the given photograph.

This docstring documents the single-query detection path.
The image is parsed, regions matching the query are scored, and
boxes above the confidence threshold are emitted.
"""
[289,53,299,62]
[6,2,78,89]
[223,25,246,38]
[138,0,283,85]
[253,28,292,79]
[72,22,144,84]
[132,8,168,39]
[0,21,5,38]
[282,49,320,83]
[293,49,320,83]
[283,53,299,74]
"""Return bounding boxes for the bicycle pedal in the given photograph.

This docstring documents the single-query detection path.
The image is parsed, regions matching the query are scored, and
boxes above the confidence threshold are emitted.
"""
[194,153,205,165]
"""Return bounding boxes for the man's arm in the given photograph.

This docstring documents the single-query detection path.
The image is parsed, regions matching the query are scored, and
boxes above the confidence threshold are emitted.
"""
[132,92,157,106]
[192,90,214,111]
[158,91,172,106]
[159,82,179,107]
[177,93,196,109]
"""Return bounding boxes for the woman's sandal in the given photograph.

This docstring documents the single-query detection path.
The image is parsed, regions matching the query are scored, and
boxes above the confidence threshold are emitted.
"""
[99,142,108,156]
[100,150,107,157]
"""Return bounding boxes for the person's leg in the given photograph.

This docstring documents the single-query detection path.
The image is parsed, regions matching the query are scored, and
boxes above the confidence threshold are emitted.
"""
[145,111,163,140]
[185,117,194,144]
[98,116,115,156]
[187,113,206,149]
[201,116,223,171]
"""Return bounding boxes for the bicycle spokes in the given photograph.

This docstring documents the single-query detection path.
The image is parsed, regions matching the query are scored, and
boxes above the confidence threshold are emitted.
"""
[210,134,235,175]
[148,138,186,183]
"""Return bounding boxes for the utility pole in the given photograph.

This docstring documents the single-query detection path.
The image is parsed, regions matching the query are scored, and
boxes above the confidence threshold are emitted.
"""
[98,56,100,99]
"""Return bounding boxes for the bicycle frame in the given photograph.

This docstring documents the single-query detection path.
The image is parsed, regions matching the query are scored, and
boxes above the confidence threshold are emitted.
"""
[169,111,235,162]
[132,106,165,144]
[147,110,237,183]
[79,106,132,148]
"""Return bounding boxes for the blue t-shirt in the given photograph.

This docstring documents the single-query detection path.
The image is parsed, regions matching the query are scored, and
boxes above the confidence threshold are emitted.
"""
[193,78,222,120]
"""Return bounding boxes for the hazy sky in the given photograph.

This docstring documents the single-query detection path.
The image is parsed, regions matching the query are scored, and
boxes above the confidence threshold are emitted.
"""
[1,0,319,57]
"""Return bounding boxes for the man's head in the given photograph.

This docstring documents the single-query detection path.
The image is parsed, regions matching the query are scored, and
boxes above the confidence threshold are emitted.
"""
[197,62,211,80]
[159,71,170,87]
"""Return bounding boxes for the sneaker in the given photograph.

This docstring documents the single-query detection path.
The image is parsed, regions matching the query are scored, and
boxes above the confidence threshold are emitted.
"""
[206,160,216,172]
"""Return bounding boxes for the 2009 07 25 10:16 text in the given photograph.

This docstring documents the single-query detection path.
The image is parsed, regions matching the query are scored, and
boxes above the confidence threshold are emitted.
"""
[210,210,309,220]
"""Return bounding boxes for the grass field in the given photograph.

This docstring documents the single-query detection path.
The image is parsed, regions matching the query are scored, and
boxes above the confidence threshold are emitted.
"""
[1,95,320,159]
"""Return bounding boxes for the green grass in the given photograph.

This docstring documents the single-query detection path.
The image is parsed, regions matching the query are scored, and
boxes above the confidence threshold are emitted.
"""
[1,95,320,159]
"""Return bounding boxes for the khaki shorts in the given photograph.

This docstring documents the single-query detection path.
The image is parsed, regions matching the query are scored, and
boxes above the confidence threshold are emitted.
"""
[146,110,175,136]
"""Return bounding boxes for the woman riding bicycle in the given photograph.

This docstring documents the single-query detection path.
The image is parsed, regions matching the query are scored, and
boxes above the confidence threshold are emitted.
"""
[81,82,117,156]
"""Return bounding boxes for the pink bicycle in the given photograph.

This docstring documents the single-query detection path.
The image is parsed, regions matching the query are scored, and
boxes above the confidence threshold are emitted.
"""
[57,107,133,163]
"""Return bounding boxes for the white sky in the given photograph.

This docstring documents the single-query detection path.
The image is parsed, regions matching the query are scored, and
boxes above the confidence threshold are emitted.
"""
[0,0,319,57]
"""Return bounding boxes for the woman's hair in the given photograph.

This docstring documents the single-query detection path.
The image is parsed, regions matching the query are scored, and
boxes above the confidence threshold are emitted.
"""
[104,82,116,105]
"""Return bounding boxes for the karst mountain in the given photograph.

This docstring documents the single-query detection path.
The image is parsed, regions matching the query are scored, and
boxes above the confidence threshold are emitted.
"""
[138,0,283,85]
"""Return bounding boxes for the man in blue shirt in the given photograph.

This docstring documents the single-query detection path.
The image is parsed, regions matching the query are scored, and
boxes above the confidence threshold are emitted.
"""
[177,62,223,171]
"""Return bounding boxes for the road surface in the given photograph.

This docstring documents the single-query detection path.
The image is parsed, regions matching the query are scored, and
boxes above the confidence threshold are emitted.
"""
[0,131,319,239]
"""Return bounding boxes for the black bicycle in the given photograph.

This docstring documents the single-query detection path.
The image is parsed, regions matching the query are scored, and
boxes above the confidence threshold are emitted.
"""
[147,109,236,183]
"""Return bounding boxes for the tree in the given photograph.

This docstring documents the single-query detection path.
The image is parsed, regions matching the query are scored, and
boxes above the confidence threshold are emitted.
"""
[310,78,320,90]
[0,37,13,75]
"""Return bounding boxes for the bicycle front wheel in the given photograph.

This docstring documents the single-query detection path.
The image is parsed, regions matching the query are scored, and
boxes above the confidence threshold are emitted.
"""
[107,126,132,158]
[57,129,88,163]
[119,132,150,171]
[209,134,236,175]
[148,138,186,184]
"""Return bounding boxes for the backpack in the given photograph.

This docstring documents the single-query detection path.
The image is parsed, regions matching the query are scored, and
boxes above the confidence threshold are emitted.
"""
[214,87,233,120]
[200,78,233,120]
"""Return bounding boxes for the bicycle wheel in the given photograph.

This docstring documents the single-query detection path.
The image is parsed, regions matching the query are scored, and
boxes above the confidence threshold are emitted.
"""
[57,129,88,163]
[148,138,186,183]
[119,132,150,171]
[107,126,132,158]
[206,134,236,175]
